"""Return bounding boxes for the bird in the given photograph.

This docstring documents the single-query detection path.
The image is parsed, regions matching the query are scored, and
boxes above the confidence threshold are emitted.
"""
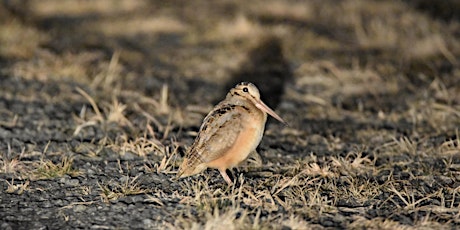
[177,82,286,185]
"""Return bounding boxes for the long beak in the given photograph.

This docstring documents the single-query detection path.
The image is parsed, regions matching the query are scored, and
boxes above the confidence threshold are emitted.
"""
[255,99,288,126]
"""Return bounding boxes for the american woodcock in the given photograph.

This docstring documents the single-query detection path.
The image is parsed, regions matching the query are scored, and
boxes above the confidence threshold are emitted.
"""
[177,82,286,185]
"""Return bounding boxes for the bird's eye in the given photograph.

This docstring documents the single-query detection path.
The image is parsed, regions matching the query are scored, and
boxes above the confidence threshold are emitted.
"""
[242,87,249,93]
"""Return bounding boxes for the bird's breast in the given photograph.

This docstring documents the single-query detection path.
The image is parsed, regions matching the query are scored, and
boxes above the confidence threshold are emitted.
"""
[207,110,266,169]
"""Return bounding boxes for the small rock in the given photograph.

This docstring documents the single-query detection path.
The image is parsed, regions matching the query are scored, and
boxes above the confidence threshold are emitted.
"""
[68,179,80,186]
[1,222,13,230]
[74,205,87,212]
[86,168,95,175]
[143,219,154,227]
[59,176,70,184]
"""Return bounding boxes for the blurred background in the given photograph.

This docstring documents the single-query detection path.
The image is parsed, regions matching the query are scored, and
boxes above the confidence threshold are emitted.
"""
[1,0,458,103]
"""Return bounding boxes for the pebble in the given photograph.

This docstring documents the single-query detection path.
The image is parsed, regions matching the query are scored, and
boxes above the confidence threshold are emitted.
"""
[142,219,154,227]
[74,205,87,212]
[1,223,13,230]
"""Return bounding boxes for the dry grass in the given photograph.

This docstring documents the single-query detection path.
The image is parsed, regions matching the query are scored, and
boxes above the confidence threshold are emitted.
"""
[0,145,82,181]
[73,87,133,137]
[8,50,103,82]
[4,179,30,194]
[32,156,81,180]
[99,175,149,203]
[439,130,460,156]
[29,0,147,17]
[0,147,25,175]
[0,145,35,180]
[249,0,314,21]
[0,19,47,59]
[207,15,263,43]
[87,16,187,37]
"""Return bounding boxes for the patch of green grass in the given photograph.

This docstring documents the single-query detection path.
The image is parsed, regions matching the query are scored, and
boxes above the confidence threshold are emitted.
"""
[33,157,81,179]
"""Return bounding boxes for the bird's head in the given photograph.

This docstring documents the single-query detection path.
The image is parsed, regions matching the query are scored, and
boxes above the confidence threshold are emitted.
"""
[228,82,287,125]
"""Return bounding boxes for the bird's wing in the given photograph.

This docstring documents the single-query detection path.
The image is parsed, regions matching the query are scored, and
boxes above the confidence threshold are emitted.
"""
[188,104,244,163]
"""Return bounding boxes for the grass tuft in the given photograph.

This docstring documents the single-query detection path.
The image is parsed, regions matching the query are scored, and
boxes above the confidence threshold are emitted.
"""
[33,157,81,179]
[99,175,148,202]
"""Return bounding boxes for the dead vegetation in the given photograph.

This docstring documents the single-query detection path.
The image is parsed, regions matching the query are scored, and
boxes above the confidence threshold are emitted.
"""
[32,157,81,180]
[99,175,149,203]
[0,0,459,229]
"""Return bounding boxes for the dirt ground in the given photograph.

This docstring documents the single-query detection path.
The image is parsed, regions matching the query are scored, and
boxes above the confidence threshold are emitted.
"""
[1,0,460,229]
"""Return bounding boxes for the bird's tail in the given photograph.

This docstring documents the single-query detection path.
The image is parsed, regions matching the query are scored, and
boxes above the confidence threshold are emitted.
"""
[176,158,190,179]
[176,151,205,179]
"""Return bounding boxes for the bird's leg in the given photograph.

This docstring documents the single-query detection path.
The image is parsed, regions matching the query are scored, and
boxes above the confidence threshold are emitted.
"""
[219,169,233,185]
